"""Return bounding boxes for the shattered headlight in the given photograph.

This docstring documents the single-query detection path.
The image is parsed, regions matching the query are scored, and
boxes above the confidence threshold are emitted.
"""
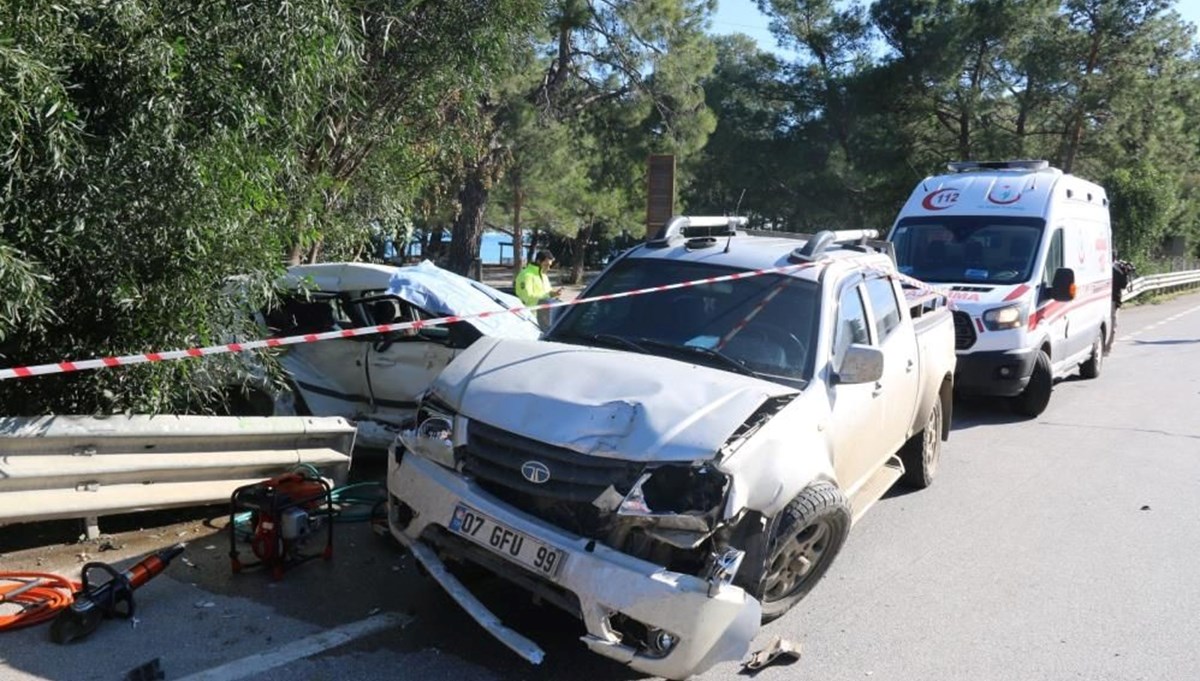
[612,465,730,550]
[617,464,729,517]
[398,407,458,469]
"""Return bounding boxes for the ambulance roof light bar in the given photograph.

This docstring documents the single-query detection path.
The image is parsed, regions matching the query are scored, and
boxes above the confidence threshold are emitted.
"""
[947,159,1050,173]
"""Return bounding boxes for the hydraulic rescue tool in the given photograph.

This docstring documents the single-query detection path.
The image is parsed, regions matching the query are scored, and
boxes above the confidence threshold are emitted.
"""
[49,543,186,644]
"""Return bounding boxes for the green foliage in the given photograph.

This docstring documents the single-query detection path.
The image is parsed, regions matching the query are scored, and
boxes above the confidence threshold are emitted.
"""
[470,0,718,276]
[686,0,1200,261]
[1107,162,1178,267]
[0,0,542,414]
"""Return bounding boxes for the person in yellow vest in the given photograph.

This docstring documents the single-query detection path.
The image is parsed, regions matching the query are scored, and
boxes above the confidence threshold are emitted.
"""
[514,250,561,327]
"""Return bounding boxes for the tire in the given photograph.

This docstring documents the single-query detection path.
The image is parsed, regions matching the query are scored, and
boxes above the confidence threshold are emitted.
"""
[899,396,943,489]
[1079,331,1103,379]
[1012,349,1052,417]
[286,381,312,416]
[224,387,276,416]
[748,483,851,622]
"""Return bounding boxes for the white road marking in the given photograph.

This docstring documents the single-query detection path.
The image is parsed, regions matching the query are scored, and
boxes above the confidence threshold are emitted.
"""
[176,612,412,681]
[1119,302,1200,343]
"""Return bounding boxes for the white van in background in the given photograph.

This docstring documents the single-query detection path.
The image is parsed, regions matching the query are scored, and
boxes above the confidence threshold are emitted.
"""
[887,160,1113,417]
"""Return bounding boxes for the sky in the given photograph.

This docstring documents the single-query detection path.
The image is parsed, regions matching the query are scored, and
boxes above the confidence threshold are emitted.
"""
[710,0,1200,57]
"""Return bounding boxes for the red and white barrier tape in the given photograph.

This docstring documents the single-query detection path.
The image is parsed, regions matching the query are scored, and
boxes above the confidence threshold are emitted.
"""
[1,260,953,381]
[0,261,838,381]
[894,270,958,309]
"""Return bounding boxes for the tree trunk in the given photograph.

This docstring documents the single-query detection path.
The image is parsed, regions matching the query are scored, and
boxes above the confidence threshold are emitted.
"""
[1062,31,1103,174]
[528,226,539,263]
[448,167,489,277]
[429,224,445,260]
[511,171,524,272]
[570,219,593,286]
[1015,75,1033,155]
[285,207,306,266]
[419,228,431,259]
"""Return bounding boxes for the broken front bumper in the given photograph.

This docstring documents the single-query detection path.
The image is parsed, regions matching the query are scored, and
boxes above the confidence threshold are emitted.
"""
[387,453,761,679]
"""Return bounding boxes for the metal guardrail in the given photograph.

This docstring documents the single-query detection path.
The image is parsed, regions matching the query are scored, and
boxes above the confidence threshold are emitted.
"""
[1122,269,1200,303]
[0,415,356,526]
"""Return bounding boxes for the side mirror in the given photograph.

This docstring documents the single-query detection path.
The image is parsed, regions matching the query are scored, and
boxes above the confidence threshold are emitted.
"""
[1050,267,1076,302]
[837,344,884,385]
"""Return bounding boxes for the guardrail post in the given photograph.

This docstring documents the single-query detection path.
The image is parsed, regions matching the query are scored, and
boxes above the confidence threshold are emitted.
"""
[83,516,101,540]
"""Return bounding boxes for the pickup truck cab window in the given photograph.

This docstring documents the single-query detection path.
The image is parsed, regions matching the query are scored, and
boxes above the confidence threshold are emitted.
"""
[833,283,871,369]
[864,277,902,341]
[549,258,820,385]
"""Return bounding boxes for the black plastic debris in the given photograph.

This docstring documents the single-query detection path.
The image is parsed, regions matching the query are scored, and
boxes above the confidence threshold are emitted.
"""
[125,658,165,681]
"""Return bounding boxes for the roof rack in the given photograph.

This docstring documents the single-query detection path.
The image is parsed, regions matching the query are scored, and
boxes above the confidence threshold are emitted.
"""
[647,215,749,247]
[947,159,1050,173]
[789,229,883,262]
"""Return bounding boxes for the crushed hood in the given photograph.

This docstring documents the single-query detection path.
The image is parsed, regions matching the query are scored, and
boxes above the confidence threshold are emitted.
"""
[430,338,797,463]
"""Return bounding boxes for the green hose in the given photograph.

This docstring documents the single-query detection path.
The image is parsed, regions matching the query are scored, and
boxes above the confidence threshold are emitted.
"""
[231,471,386,539]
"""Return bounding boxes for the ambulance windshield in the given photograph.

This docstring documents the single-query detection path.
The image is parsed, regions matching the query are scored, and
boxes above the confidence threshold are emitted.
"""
[891,216,1045,284]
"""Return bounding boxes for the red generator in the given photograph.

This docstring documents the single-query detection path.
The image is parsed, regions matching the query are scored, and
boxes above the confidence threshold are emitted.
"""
[229,472,334,580]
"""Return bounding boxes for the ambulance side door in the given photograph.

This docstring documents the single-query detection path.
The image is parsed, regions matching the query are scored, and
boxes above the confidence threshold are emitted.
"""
[1035,227,1071,363]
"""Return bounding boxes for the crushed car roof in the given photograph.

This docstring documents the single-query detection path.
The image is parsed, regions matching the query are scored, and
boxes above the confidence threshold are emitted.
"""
[283,261,540,338]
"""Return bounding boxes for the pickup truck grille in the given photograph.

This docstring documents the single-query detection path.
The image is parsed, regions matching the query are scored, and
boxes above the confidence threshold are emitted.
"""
[460,420,643,537]
[953,310,977,350]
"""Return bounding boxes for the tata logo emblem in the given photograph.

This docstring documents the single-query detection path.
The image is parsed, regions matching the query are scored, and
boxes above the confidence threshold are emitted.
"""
[520,460,551,484]
[921,188,960,211]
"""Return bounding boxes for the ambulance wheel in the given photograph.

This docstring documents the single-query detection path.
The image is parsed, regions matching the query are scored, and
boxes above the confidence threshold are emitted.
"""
[751,483,851,622]
[1079,331,1103,379]
[1012,350,1052,417]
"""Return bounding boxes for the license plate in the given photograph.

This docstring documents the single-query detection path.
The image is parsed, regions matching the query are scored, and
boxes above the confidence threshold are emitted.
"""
[448,504,566,577]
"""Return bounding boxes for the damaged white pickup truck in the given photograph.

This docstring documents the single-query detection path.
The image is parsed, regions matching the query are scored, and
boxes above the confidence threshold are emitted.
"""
[387,218,957,679]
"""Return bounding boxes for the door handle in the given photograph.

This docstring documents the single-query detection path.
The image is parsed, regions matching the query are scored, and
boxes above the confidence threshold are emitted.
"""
[906,358,915,373]
[872,381,884,398]
[372,359,398,368]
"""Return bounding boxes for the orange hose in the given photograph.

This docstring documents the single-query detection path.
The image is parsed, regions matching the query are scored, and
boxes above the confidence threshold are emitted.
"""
[0,572,79,632]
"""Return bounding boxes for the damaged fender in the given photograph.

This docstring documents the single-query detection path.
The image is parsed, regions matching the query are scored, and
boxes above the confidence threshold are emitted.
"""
[717,388,837,519]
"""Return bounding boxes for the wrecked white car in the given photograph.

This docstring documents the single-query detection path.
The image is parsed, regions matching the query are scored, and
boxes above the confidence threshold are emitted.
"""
[387,218,957,678]
[237,261,540,448]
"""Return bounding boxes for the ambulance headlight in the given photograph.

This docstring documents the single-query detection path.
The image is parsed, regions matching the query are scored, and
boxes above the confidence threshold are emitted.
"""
[982,304,1025,331]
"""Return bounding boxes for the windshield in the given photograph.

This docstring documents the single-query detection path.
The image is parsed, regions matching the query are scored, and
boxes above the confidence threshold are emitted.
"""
[891,216,1045,284]
[548,259,819,387]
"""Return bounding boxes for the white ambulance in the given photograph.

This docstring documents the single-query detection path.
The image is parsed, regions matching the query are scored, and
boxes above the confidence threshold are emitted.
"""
[887,160,1113,417]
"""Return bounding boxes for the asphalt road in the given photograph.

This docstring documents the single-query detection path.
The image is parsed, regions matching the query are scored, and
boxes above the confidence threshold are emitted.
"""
[3,292,1199,681]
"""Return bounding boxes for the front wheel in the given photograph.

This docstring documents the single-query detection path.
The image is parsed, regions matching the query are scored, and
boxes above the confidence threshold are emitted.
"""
[749,483,851,622]
[1012,350,1052,418]
[1079,331,1103,379]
